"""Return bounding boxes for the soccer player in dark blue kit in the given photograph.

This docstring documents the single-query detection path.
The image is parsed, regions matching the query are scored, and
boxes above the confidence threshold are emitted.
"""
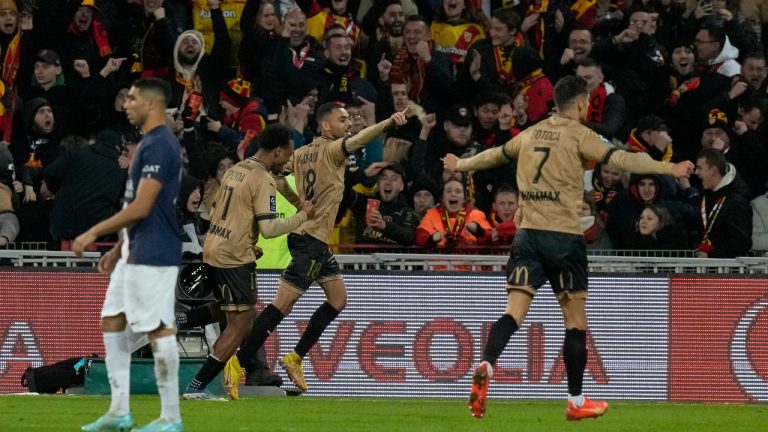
[74,78,184,432]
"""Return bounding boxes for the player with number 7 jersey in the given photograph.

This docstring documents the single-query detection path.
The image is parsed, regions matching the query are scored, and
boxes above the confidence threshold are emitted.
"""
[235,103,410,392]
[444,76,694,420]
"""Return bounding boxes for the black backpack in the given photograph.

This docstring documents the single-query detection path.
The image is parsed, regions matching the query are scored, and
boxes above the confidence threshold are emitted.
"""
[21,355,96,393]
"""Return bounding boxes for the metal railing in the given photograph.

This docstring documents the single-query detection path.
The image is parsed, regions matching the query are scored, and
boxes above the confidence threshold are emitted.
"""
[2,247,768,274]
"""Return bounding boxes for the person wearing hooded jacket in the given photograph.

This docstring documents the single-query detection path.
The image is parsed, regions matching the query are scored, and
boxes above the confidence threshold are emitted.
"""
[170,0,230,120]
[43,129,125,243]
[694,21,741,78]
[659,37,730,162]
[606,173,692,250]
[694,148,752,258]
[50,0,113,85]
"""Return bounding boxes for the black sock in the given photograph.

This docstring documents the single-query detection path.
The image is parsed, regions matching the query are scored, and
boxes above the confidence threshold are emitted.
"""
[482,314,518,366]
[188,355,226,391]
[563,329,587,396]
[177,306,215,330]
[294,302,340,358]
[237,304,284,371]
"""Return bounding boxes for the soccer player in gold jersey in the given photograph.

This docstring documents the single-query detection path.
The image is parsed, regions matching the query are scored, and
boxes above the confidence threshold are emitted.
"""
[182,125,315,400]
[444,76,694,420]
[235,102,409,392]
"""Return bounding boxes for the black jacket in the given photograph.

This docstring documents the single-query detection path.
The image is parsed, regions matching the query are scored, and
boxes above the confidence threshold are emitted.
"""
[343,189,419,246]
[44,133,126,240]
[699,165,753,258]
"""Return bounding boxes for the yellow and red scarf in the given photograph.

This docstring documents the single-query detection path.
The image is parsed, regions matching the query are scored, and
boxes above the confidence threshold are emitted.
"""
[439,204,469,242]
[698,196,726,254]
[587,83,609,123]
[390,44,431,103]
[2,31,22,88]
[666,76,701,107]
[527,0,549,56]
[492,33,525,92]
[570,0,597,28]
[627,129,674,162]
[68,18,112,58]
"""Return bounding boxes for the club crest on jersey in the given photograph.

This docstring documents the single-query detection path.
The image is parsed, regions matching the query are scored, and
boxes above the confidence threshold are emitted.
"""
[270,195,276,212]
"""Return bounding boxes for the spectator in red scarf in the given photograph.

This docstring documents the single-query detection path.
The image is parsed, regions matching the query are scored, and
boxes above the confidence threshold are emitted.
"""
[626,114,674,162]
[575,58,625,140]
[381,15,454,113]
[589,162,625,220]
[461,7,525,98]
[509,44,553,128]
[483,183,518,245]
[0,0,30,90]
[206,77,267,160]
[57,0,113,85]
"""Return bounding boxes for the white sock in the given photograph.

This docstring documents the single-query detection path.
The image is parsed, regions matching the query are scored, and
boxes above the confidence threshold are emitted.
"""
[104,331,131,417]
[152,335,181,423]
[568,394,584,407]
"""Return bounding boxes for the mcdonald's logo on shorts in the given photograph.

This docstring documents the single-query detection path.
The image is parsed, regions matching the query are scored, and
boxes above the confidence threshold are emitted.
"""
[509,266,529,286]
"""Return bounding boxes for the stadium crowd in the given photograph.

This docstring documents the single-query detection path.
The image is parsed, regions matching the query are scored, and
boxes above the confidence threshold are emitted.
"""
[0,0,767,259]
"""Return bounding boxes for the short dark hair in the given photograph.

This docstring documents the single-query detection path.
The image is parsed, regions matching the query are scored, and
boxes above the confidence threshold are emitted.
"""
[315,102,344,122]
[494,183,518,199]
[697,147,727,176]
[699,20,726,47]
[254,124,293,152]
[739,94,767,116]
[404,15,429,28]
[473,91,508,109]
[743,52,767,65]
[491,7,521,31]
[553,76,589,110]
[569,26,594,41]
[132,77,171,108]
[576,57,602,70]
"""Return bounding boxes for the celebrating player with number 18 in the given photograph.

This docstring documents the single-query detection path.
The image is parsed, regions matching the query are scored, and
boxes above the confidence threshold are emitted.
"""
[235,102,409,392]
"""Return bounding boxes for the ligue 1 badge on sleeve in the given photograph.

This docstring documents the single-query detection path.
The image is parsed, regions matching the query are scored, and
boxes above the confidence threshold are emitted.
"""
[270,195,276,212]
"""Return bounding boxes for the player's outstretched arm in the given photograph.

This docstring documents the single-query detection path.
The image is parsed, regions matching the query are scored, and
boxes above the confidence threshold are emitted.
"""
[580,130,693,178]
[604,150,693,178]
[344,107,409,154]
[258,201,315,238]
[444,146,508,173]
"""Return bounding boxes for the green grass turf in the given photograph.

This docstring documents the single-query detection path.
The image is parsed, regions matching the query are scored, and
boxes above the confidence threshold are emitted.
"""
[0,396,766,432]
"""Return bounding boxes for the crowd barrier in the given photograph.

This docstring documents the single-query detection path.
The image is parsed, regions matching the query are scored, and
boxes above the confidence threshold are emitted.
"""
[1,269,766,402]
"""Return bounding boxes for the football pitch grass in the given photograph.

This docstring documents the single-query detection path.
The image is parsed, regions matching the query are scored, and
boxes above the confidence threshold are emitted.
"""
[1,395,766,431]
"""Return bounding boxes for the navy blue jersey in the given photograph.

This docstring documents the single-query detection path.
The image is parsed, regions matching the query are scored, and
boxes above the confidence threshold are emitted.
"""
[124,125,182,266]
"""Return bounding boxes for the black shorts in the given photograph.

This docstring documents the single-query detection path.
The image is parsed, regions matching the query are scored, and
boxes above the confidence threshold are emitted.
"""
[506,229,588,300]
[208,263,257,312]
[280,233,342,293]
